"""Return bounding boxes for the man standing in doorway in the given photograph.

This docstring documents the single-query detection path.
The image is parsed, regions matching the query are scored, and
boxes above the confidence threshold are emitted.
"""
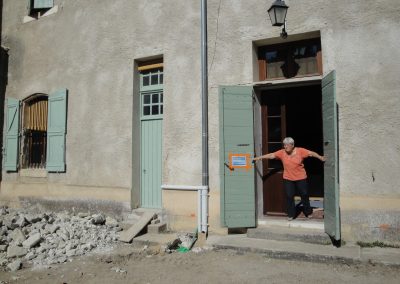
[253,137,326,220]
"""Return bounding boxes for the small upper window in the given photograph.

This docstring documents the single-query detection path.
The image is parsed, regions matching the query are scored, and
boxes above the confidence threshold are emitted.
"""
[258,38,322,80]
[29,0,54,19]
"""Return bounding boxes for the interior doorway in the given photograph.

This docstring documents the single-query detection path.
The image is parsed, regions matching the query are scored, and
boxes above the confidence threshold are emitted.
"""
[260,83,324,219]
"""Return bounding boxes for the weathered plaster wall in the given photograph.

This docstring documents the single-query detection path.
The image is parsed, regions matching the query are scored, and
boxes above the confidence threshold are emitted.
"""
[1,0,400,240]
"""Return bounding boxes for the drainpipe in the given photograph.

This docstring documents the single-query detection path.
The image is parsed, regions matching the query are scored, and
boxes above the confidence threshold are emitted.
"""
[200,0,209,235]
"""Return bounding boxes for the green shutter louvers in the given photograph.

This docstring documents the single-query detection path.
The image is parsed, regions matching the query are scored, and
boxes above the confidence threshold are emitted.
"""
[46,88,67,172]
[219,86,256,228]
[4,98,20,171]
[33,0,53,9]
[322,70,341,241]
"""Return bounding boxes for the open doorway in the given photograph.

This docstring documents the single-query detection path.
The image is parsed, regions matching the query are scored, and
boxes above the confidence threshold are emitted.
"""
[260,83,324,220]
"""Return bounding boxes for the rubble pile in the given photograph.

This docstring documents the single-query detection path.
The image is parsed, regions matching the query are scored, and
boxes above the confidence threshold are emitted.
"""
[0,206,121,271]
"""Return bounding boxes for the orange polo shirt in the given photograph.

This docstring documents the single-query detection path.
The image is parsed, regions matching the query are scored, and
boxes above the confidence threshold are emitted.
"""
[274,147,310,181]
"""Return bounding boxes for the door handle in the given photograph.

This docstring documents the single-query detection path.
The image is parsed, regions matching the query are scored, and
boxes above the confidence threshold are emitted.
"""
[324,141,330,146]
[224,162,234,171]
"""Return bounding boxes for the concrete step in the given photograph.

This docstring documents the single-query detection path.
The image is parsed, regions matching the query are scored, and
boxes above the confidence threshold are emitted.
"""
[247,226,332,245]
[148,222,167,234]
[208,234,360,265]
[207,234,400,267]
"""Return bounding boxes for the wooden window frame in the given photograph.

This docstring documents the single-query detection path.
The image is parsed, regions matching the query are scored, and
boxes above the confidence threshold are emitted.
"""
[258,38,323,81]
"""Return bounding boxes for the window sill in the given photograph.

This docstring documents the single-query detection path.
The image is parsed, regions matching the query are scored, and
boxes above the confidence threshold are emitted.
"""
[20,169,47,178]
[253,75,323,89]
[23,5,59,23]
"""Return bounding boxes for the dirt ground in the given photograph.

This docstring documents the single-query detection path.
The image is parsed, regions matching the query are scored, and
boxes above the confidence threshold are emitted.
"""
[0,243,399,284]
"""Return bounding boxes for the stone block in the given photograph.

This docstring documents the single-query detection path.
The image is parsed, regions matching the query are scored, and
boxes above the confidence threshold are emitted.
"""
[91,214,106,225]
[0,244,8,252]
[25,214,42,224]
[11,228,26,243]
[147,222,167,234]
[25,251,37,260]
[15,216,27,228]
[106,216,119,227]
[7,245,28,258]
[23,233,42,248]
[7,259,22,271]
[78,212,89,218]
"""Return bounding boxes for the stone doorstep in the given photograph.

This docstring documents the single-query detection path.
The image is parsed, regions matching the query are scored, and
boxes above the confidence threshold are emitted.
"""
[247,226,332,245]
[208,234,360,264]
[207,234,400,267]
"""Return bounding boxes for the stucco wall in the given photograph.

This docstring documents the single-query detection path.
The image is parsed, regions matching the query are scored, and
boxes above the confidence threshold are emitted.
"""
[1,0,400,241]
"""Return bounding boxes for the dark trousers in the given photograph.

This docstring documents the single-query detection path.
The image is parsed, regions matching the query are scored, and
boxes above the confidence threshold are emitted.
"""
[283,179,313,218]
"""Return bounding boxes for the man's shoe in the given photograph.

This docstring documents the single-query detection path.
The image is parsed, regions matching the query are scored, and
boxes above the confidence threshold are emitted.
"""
[287,217,293,221]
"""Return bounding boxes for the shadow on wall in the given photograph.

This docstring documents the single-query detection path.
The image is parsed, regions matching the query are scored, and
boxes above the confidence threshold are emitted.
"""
[0,47,8,182]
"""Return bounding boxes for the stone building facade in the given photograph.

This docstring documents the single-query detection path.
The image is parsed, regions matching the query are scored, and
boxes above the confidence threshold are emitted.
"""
[1,0,399,243]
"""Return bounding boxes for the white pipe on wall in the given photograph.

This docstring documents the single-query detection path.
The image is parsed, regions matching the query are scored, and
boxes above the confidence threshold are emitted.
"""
[161,184,209,233]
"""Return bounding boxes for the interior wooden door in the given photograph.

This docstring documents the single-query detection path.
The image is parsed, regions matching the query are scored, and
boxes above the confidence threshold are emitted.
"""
[262,92,287,215]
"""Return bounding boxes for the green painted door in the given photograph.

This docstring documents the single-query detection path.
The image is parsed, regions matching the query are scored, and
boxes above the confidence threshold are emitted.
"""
[322,70,341,241]
[219,86,256,228]
[140,69,163,208]
[4,98,20,171]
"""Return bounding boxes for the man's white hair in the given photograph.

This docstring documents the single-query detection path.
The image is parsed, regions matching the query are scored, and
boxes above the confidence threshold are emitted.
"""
[283,137,295,145]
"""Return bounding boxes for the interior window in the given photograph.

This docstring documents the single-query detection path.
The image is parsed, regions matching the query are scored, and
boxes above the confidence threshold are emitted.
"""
[21,95,48,169]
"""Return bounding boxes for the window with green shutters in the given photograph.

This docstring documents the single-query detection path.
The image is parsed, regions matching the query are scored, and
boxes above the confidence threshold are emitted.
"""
[3,89,68,173]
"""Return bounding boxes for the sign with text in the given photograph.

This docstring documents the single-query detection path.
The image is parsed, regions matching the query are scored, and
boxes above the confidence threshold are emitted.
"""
[228,153,252,171]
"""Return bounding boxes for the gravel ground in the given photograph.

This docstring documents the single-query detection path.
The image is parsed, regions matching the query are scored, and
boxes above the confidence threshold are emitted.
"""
[0,243,399,284]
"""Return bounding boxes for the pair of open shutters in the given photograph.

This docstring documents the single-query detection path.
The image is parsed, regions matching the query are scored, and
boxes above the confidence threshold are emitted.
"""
[220,71,340,241]
[3,89,68,172]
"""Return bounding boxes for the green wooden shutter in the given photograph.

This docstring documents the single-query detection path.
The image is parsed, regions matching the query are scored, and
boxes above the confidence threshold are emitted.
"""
[322,70,341,241]
[4,98,20,171]
[33,0,53,9]
[46,89,67,172]
[219,86,256,228]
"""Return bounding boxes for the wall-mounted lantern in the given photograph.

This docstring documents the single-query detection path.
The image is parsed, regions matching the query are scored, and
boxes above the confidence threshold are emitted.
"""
[267,0,289,38]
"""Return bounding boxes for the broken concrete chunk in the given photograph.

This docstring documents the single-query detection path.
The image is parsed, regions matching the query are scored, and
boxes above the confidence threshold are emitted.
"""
[25,214,42,224]
[0,244,8,252]
[78,212,89,218]
[15,216,27,228]
[48,224,60,234]
[23,233,42,248]
[25,251,37,260]
[105,216,118,227]
[7,259,22,271]
[7,245,28,258]
[91,214,106,225]
[0,257,8,266]
[0,226,7,236]
[11,228,26,243]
